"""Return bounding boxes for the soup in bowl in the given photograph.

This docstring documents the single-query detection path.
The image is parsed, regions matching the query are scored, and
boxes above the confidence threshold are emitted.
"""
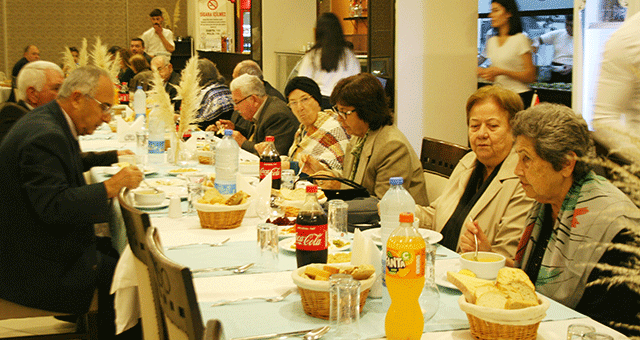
[459,251,506,280]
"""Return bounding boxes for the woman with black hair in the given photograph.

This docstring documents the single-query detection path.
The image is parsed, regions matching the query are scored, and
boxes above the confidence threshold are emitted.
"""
[298,12,361,110]
[478,0,536,107]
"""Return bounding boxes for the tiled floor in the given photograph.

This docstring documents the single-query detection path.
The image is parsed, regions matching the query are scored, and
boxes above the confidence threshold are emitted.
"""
[0,316,77,337]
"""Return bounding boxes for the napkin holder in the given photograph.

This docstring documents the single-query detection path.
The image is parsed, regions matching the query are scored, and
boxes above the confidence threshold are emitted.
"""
[117,116,144,143]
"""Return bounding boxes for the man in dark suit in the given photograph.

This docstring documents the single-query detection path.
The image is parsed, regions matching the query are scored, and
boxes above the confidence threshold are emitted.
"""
[0,66,143,338]
[225,74,298,155]
[232,59,285,101]
[7,44,40,103]
[0,60,64,141]
[150,55,181,111]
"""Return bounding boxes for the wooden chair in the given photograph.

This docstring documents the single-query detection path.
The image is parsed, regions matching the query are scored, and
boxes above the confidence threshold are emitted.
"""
[420,136,470,178]
[0,291,98,340]
[420,137,470,203]
[145,227,225,340]
[118,188,166,340]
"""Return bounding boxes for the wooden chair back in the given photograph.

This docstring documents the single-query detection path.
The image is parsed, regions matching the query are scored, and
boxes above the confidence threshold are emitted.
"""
[420,136,470,178]
[146,227,205,340]
[118,188,166,340]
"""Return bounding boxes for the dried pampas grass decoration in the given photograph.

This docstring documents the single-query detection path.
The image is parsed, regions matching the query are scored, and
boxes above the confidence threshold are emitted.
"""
[61,47,78,74]
[78,38,89,67]
[172,0,181,32]
[150,70,175,129]
[160,7,172,29]
[173,55,204,160]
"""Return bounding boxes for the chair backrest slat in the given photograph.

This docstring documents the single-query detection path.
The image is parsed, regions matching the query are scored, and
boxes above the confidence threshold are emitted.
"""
[420,136,470,178]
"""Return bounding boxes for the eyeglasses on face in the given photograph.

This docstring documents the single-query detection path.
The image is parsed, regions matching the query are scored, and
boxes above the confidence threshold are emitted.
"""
[332,105,355,119]
[287,95,313,108]
[86,95,113,116]
[234,95,252,106]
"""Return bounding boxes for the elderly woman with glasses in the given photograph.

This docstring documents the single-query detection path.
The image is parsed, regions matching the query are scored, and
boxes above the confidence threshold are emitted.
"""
[280,77,350,174]
[416,85,534,259]
[464,103,640,336]
[316,73,428,205]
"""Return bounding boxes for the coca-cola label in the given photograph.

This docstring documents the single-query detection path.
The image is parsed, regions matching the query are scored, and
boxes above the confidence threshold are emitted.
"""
[260,162,281,180]
[295,223,328,251]
[119,92,129,103]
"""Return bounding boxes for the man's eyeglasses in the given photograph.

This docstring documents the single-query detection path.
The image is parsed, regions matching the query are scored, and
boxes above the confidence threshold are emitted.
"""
[287,96,313,108]
[234,95,252,106]
[332,105,354,119]
[86,95,113,116]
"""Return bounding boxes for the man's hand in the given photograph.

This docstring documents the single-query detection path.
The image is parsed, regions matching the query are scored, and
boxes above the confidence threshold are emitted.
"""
[153,23,163,35]
[103,165,144,198]
[117,150,135,156]
[312,170,341,190]
[254,142,268,154]
[300,154,328,174]
[459,219,492,253]
[216,119,235,132]
[232,131,246,147]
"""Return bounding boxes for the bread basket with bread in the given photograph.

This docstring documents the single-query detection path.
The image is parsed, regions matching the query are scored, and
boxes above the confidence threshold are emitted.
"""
[194,188,251,229]
[292,263,375,319]
[448,267,550,340]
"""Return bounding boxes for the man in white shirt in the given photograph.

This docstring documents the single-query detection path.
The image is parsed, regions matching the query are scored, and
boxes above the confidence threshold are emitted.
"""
[140,8,175,58]
[533,15,573,83]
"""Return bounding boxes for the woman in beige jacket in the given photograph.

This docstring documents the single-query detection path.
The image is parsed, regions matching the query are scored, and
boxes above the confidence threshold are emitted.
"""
[415,85,534,259]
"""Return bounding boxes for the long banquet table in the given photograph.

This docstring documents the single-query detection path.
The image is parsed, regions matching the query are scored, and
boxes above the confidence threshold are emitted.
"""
[81,125,629,340]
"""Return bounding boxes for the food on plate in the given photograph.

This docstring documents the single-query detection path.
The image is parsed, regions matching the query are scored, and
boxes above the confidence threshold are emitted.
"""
[447,267,539,309]
[280,226,296,236]
[332,239,350,248]
[169,168,198,173]
[302,264,374,281]
[327,252,351,263]
[276,187,326,201]
[115,162,131,168]
[198,155,213,165]
[198,187,250,206]
[461,252,504,263]
[267,216,296,226]
[458,269,477,278]
[203,174,216,187]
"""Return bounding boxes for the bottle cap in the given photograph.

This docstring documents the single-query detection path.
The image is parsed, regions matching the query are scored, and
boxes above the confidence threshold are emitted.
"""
[265,136,275,142]
[224,129,233,136]
[389,177,403,185]
[399,212,414,223]
[137,86,143,89]
[306,184,318,193]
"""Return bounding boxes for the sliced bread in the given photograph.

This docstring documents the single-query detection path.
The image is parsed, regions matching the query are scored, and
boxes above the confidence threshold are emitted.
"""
[475,286,508,309]
[446,271,493,303]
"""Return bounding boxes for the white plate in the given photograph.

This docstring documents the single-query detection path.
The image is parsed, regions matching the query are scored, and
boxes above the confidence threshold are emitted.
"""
[361,228,443,245]
[143,178,188,198]
[167,168,201,176]
[104,166,157,176]
[134,199,170,210]
[434,258,461,290]
[279,237,352,254]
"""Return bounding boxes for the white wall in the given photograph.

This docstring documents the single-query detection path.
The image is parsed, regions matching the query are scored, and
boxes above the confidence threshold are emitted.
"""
[396,0,477,153]
[262,0,316,85]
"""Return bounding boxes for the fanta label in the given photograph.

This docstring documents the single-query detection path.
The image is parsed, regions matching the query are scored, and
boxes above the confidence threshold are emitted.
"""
[295,223,327,251]
[386,246,425,280]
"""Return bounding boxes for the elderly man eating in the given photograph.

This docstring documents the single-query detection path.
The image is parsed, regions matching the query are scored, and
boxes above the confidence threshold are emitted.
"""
[0,66,144,337]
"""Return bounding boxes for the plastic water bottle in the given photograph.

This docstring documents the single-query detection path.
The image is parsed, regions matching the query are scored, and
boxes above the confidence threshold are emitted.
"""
[147,106,165,164]
[379,176,416,312]
[215,129,239,195]
[134,86,146,121]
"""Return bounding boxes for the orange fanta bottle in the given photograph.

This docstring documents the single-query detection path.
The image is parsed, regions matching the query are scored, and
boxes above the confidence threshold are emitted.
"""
[385,212,425,340]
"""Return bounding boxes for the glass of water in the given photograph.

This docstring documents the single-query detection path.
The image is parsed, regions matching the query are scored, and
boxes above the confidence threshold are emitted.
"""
[567,324,596,340]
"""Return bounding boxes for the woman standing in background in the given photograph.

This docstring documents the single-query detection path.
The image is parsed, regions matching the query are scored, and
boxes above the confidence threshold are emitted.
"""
[478,0,536,108]
[298,12,361,110]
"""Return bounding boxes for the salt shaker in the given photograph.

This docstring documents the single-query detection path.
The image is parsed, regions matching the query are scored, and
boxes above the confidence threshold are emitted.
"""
[168,195,182,218]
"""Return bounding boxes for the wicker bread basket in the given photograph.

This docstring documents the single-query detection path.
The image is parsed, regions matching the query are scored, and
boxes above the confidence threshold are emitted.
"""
[458,293,550,340]
[291,263,376,320]
[193,200,251,229]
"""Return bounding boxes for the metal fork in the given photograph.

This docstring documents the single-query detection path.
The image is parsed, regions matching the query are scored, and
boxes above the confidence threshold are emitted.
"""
[167,237,231,250]
[210,288,296,307]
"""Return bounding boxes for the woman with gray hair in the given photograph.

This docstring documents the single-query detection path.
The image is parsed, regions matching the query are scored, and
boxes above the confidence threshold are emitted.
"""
[195,58,234,130]
[466,103,640,335]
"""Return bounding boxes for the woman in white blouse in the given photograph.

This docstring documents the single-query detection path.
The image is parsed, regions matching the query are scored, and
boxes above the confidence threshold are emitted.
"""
[298,12,361,110]
[478,0,536,108]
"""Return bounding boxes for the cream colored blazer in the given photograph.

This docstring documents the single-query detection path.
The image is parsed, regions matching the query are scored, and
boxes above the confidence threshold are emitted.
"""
[415,150,534,259]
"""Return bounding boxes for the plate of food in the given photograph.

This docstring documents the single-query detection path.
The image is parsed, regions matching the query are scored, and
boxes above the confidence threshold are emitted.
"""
[134,199,170,210]
[104,163,157,176]
[167,168,200,176]
[274,188,327,217]
[279,237,351,254]
[361,227,443,245]
[434,258,461,290]
[142,178,188,198]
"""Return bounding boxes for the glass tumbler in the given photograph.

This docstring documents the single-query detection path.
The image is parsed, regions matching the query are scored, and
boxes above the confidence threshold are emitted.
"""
[328,199,349,241]
[567,324,596,340]
[184,173,207,213]
[328,274,361,340]
[256,223,279,270]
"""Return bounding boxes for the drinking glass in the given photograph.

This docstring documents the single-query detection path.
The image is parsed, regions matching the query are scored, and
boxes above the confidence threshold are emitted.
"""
[567,324,596,340]
[585,334,614,340]
[281,169,296,190]
[183,173,206,214]
[419,242,440,322]
[328,199,348,241]
[135,130,148,165]
[256,223,279,270]
[328,274,361,340]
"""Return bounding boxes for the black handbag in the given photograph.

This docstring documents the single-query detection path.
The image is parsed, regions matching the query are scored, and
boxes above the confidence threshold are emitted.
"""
[302,175,380,231]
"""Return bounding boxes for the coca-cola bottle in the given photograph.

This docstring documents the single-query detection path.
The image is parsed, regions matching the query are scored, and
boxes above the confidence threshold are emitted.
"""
[295,185,328,267]
[259,136,281,189]
[119,82,129,106]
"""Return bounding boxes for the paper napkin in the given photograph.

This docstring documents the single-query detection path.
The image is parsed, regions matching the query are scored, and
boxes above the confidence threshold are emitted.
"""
[237,173,258,217]
[117,116,144,143]
[351,228,383,297]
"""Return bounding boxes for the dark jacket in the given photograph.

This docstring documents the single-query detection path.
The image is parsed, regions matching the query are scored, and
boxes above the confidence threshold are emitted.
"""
[240,96,298,155]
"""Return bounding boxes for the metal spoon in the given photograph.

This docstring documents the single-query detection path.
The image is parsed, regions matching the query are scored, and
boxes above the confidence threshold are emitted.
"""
[166,237,231,250]
[210,288,295,307]
[143,180,161,193]
[473,234,479,261]
[303,326,330,340]
[233,263,254,274]
[192,262,253,274]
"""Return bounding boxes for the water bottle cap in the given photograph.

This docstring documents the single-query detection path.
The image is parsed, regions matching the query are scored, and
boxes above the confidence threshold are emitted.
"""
[265,136,275,142]
[306,184,318,193]
[389,177,403,185]
[224,129,233,136]
[399,212,414,223]
[137,86,143,89]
